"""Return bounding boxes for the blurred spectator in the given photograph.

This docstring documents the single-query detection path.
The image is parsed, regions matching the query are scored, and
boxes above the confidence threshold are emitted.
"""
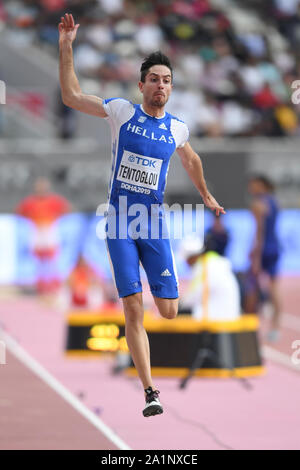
[238,32,267,59]
[204,214,229,256]
[196,93,222,137]
[0,0,7,24]
[2,0,300,137]
[274,104,299,135]
[253,82,280,110]
[67,255,105,309]
[273,0,300,46]
[99,0,124,15]
[274,0,300,16]
[179,236,241,320]
[221,100,254,135]
[239,57,265,96]
[247,174,282,341]
[135,13,163,54]
[16,177,71,294]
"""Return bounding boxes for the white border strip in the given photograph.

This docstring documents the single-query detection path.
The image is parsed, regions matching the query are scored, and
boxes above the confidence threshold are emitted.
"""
[0,330,131,450]
[262,345,300,373]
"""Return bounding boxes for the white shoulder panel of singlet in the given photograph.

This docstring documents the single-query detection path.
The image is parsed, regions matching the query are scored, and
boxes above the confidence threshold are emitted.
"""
[103,98,135,128]
[170,118,189,149]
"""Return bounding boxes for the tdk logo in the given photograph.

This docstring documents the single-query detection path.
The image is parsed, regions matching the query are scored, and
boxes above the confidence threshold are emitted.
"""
[128,155,156,167]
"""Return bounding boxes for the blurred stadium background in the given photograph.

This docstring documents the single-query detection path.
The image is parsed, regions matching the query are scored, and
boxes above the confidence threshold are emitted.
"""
[0,0,300,451]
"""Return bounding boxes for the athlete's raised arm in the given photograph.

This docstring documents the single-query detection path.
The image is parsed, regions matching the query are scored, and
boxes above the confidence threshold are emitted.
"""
[59,13,107,117]
[177,142,226,216]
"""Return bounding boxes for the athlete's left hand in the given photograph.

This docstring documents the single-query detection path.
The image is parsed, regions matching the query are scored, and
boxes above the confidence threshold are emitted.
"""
[202,192,226,216]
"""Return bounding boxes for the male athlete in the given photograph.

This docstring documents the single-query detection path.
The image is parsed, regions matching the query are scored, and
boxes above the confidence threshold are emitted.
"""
[248,175,281,341]
[59,13,225,417]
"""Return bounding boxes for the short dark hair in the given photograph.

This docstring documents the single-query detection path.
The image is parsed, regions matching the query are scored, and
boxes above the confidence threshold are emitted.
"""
[249,174,275,192]
[140,51,173,83]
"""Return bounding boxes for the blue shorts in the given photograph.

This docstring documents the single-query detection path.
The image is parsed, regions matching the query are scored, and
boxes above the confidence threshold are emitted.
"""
[106,236,179,299]
[262,253,279,278]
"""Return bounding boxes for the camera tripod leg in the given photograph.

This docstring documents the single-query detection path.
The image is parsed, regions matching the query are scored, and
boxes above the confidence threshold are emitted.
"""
[179,348,209,389]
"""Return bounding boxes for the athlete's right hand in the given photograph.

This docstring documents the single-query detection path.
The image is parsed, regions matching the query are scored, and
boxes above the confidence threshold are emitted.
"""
[58,13,80,44]
[202,192,226,216]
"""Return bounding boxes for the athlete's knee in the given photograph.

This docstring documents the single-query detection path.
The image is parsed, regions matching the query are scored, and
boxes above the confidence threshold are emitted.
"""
[125,313,144,331]
[158,300,178,320]
[123,294,144,326]
[162,307,178,320]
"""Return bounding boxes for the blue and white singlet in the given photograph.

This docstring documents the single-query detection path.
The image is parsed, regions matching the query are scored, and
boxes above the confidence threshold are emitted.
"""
[102,98,189,298]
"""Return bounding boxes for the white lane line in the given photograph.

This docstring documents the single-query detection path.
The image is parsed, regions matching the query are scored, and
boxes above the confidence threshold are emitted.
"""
[262,345,300,373]
[0,330,131,450]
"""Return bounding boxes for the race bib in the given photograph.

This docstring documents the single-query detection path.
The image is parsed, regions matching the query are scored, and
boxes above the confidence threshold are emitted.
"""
[117,150,162,190]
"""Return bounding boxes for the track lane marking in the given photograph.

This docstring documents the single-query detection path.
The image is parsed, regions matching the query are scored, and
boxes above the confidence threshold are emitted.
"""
[0,330,131,450]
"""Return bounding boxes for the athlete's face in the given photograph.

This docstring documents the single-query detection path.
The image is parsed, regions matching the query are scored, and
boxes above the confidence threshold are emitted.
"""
[139,65,173,109]
[34,178,51,196]
[248,180,266,196]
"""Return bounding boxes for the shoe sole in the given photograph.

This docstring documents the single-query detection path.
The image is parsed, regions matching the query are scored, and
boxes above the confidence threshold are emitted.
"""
[143,405,164,417]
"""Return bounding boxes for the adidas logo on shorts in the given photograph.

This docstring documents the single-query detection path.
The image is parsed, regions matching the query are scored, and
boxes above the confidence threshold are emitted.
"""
[161,269,172,277]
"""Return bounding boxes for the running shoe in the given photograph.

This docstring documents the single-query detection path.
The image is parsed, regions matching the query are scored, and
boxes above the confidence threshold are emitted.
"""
[143,387,163,417]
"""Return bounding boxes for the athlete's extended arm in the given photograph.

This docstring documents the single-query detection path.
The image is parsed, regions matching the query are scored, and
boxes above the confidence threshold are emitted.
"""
[58,13,107,117]
[177,142,226,216]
